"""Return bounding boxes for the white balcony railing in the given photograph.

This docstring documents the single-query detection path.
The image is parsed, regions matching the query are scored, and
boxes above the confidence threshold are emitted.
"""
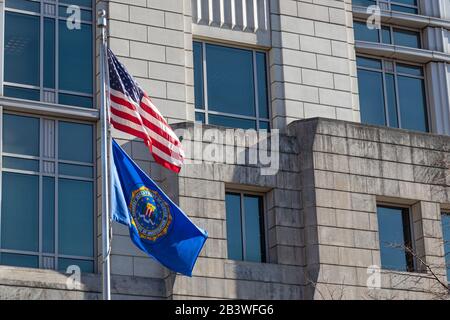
[192,0,269,33]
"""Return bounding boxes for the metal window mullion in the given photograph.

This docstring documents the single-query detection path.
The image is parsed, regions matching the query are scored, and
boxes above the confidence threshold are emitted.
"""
[54,119,59,270]
[393,62,403,128]
[38,118,43,267]
[40,1,44,102]
[202,42,209,124]
[381,60,390,126]
[55,0,59,105]
[253,51,260,131]
[240,193,246,261]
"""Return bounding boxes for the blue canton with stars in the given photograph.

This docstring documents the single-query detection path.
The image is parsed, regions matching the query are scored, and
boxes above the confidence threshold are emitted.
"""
[108,48,144,105]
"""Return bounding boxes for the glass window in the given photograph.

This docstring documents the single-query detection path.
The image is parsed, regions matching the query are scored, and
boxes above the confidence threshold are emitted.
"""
[357,57,428,132]
[58,121,93,163]
[353,0,418,14]
[58,179,94,257]
[0,114,95,272]
[393,28,421,48]
[58,21,93,95]
[2,114,40,156]
[358,69,386,126]
[353,20,421,49]
[225,192,265,263]
[3,0,94,108]
[4,12,40,86]
[441,213,450,282]
[377,206,414,272]
[1,172,39,252]
[354,20,379,43]
[193,41,270,130]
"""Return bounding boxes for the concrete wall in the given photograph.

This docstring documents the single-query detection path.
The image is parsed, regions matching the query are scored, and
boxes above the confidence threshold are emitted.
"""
[270,0,360,129]
[288,118,450,299]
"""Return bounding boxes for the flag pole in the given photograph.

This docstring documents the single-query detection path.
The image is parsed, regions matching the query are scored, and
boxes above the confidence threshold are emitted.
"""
[97,9,111,300]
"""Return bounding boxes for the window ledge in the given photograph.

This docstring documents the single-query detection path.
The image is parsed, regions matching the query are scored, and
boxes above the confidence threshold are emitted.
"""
[0,96,99,121]
[0,265,167,298]
[355,41,450,63]
[0,265,99,292]
[352,6,450,30]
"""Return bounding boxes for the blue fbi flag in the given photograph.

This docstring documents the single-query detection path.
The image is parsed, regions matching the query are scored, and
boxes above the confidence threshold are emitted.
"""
[110,140,207,276]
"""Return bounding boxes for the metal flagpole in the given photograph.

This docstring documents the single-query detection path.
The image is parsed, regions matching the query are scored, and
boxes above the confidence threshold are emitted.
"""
[97,9,111,300]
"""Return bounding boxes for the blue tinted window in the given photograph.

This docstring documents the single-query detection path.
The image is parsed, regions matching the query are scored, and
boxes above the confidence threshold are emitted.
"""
[225,193,265,262]
[59,22,93,94]
[195,112,205,123]
[43,177,55,254]
[397,76,428,132]
[2,156,39,171]
[193,42,204,109]
[397,63,423,76]
[44,18,56,88]
[381,26,392,44]
[4,12,40,86]
[59,93,93,108]
[377,206,413,272]
[356,56,382,69]
[391,4,418,14]
[385,74,398,127]
[209,114,256,130]
[441,213,450,282]
[60,0,92,7]
[1,173,39,252]
[58,5,92,21]
[5,0,40,12]
[256,52,269,119]
[59,163,93,178]
[243,195,264,262]
[58,122,93,162]
[58,258,94,273]
[0,253,38,268]
[225,193,243,261]
[4,86,40,101]
[393,28,421,48]
[206,44,255,117]
[354,20,379,42]
[3,114,40,156]
[58,179,94,257]
[352,0,376,6]
[357,69,386,126]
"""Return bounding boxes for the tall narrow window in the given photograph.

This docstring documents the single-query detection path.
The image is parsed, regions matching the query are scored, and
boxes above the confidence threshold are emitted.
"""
[3,0,94,108]
[377,206,415,272]
[441,212,450,282]
[225,192,265,262]
[357,56,428,132]
[0,113,95,272]
[193,41,270,130]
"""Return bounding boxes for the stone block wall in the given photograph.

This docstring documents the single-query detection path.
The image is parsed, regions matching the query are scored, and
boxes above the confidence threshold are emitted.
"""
[288,118,450,299]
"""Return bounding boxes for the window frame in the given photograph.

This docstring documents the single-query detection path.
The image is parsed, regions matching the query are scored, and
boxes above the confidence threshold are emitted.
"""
[356,54,429,131]
[376,204,416,272]
[353,19,422,49]
[225,189,267,263]
[0,110,97,272]
[3,0,95,108]
[193,40,271,130]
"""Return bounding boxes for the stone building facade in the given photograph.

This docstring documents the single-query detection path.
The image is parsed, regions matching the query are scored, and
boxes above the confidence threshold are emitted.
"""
[0,0,448,299]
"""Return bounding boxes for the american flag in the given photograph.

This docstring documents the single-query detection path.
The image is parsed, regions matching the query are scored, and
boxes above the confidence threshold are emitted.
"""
[107,48,184,173]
